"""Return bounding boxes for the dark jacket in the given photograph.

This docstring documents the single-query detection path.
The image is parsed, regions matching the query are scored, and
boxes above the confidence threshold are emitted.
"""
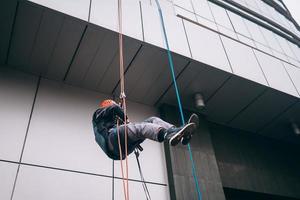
[92,104,126,160]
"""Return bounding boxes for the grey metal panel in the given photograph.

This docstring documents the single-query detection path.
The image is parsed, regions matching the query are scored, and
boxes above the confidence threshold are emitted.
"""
[8,2,43,69]
[259,101,300,140]
[13,165,112,200]
[0,68,38,161]
[45,17,86,80]
[229,89,298,132]
[160,61,231,111]
[0,0,17,64]
[65,25,108,86]
[97,36,141,94]
[120,44,188,105]
[204,76,266,124]
[28,10,65,76]
[68,27,119,91]
[0,161,18,200]
[211,124,300,198]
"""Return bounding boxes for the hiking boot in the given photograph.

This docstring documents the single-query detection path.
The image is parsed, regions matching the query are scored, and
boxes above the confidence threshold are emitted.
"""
[165,123,195,146]
[181,114,199,145]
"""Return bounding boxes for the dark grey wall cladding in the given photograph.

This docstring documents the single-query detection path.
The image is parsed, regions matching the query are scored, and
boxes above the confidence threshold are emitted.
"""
[160,104,226,200]
[209,123,300,199]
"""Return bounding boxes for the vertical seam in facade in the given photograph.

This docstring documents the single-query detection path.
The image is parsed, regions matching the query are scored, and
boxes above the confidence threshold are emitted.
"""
[10,76,41,200]
[219,35,234,73]
[88,0,92,22]
[189,0,196,14]
[281,62,300,97]
[63,25,88,81]
[225,9,237,33]
[139,1,145,42]
[5,1,19,65]
[252,48,270,86]
[181,19,193,58]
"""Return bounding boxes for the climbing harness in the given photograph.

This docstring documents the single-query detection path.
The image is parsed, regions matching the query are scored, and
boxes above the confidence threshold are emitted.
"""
[153,0,202,199]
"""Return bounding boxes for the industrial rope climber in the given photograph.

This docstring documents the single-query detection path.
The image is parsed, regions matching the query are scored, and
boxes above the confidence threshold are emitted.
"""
[92,0,201,200]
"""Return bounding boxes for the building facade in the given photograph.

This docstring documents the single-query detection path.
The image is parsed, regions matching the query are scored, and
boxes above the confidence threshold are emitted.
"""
[0,0,300,199]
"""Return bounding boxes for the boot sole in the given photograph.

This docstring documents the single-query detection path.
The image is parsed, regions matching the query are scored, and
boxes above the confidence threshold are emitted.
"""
[181,114,199,145]
[169,123,196,146]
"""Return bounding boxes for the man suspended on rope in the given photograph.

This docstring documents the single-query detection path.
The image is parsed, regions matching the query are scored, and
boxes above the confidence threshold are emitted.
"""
[92,99,199,160]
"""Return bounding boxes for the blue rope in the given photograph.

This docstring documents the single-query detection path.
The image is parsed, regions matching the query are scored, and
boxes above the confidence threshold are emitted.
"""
[153,1,202,199]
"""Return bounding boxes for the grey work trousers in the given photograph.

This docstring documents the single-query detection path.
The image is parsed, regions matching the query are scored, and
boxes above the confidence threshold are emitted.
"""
[108,117,174,157]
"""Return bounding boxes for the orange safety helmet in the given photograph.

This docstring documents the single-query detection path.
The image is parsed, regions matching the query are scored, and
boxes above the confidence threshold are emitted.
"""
[99,99,116,108]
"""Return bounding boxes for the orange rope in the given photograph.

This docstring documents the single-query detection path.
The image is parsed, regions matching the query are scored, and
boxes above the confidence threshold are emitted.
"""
[122,99,129,200]
[116,119,128,200]
[117,0,130,199]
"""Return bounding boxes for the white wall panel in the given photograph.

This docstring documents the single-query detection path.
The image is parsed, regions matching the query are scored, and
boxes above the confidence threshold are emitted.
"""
[92,0,143,40]
[289,43,300,61]
[221,36,268,86]
[175,6,197,22]
[22,79,113,176]
[274,34,295,59]
[209,2,233,30]
[184,20,232,73]
[114,179,170,200]
[90,0,118,32]
[260,28,284,54]
[162,12,191,57]
[122,0,143,40]
[0,162,18,200]
[29,0,89,21]
[141,3,164,48]
[173,0,193,12]
[244,20,268,46]
[13,165,112,200]
[192,0,214,21]
[227,11,252,40]
[153,0,175,14]
[196,15,218,30]
[254,50,299,97]
[0,68,38,161]
[284,63,300,95]
[114,101,169,184]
